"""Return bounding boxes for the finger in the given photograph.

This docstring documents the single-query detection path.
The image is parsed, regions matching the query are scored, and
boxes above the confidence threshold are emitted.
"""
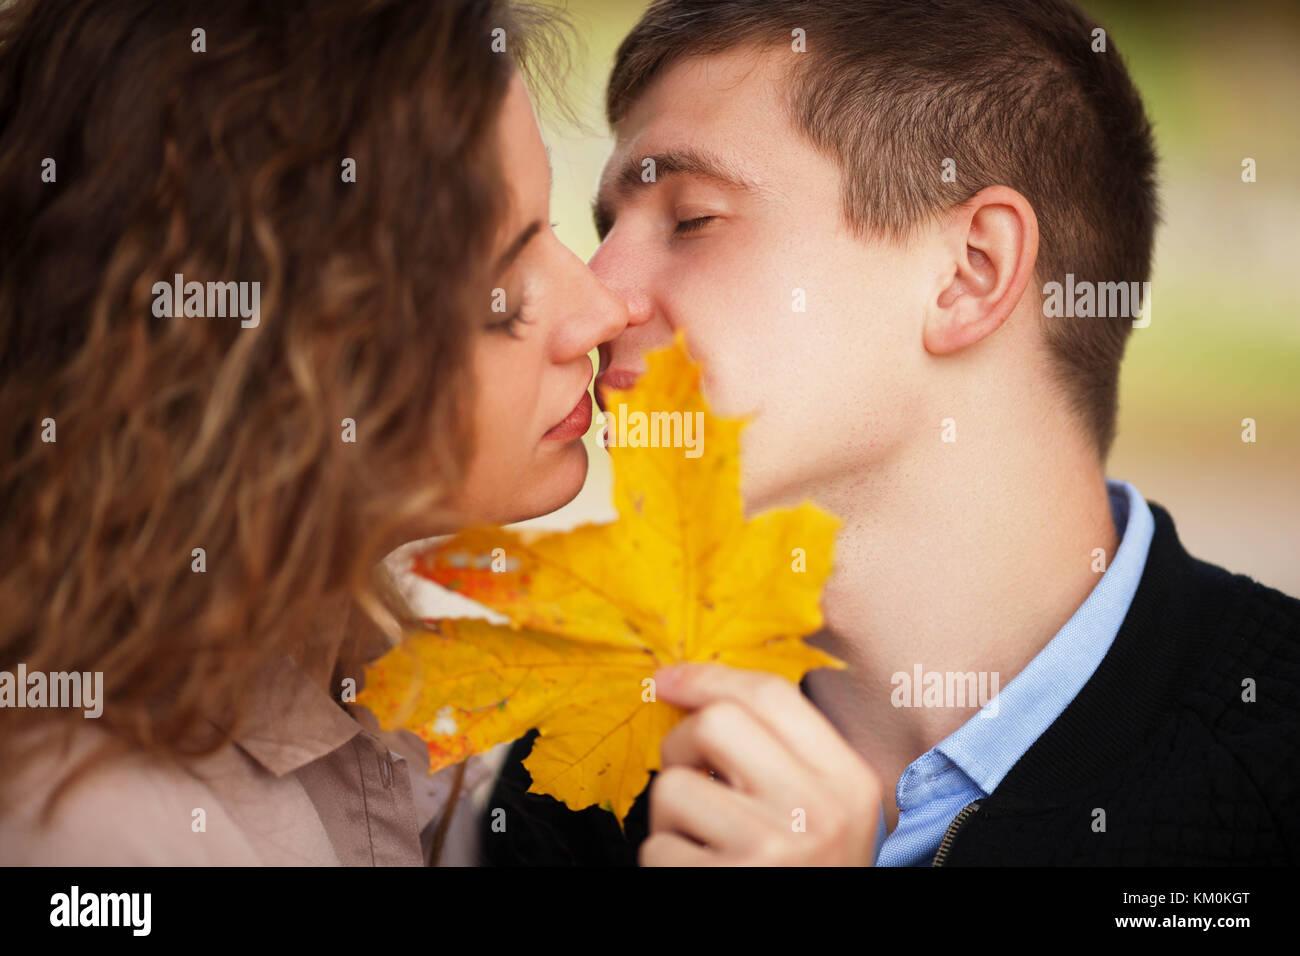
[654,662,859,773]
[648,765,770,853]
[659,698,809,798]
[638,831,716,867]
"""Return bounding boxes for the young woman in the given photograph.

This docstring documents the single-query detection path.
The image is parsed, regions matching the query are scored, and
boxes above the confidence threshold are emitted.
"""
[0,0,628,864]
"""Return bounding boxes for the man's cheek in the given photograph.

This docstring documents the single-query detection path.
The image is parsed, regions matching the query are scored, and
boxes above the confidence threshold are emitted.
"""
[699,365,762,421]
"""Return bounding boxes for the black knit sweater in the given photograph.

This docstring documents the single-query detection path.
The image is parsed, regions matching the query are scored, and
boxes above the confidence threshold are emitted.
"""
[479,501,1300,865]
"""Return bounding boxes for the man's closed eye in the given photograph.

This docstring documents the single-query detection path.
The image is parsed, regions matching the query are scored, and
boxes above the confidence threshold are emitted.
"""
[674,215,716,236]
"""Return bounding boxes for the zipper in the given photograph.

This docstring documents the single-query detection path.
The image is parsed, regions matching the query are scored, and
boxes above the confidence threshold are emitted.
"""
[931,800,981,866]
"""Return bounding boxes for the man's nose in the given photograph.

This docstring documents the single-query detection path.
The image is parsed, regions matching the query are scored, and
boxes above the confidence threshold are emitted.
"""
[588,238,654,328]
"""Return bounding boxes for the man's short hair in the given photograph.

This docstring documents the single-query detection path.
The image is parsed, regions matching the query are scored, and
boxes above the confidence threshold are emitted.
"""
[607,0,1158,459]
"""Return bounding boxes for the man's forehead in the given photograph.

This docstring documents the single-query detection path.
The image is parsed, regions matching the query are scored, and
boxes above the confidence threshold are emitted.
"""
[625,42,790,117]
[601,47,794,179]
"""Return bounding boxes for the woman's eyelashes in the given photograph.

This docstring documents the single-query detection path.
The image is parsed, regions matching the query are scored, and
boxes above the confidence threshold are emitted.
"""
[485,228,552,338]
[486,288,532,338]
[486,308,531,339]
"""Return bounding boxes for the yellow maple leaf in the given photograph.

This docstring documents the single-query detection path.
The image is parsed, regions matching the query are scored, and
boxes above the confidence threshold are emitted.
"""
[358,335,843,826]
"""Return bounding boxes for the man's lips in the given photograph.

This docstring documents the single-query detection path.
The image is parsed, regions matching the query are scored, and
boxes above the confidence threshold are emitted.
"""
[543,390,593,442]
[594,368,640,411]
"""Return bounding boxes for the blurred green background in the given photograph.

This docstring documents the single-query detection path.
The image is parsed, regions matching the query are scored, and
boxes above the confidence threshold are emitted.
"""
[521,0,1300,594]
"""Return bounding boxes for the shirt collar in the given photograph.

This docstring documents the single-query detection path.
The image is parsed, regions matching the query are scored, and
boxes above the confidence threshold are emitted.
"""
[929,478,1156,798]
[219,652,364,778]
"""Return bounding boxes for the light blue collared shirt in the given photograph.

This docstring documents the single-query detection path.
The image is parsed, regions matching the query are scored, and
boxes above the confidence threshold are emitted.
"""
[873,478,1155,866]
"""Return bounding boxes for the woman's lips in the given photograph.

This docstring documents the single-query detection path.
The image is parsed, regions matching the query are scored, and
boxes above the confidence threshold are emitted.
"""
[543,390,593,442]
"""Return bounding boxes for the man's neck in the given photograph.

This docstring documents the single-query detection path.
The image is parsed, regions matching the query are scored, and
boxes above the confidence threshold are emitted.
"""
[799,417,1118,833]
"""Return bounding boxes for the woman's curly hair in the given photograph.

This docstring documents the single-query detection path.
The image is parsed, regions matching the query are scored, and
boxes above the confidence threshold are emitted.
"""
[0,0,564,819]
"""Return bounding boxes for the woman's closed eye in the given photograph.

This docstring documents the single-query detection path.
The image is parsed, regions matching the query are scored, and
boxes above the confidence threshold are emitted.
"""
[486,308,530,338]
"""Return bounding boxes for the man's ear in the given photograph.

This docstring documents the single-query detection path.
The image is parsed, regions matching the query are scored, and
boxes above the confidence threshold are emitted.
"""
[923,185,1039,355]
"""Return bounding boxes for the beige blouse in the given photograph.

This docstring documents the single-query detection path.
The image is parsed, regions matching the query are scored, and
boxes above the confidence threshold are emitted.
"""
[0,653,502,866]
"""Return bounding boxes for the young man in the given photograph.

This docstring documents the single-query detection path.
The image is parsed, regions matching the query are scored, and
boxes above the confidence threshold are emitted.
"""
[481,0,1300,865]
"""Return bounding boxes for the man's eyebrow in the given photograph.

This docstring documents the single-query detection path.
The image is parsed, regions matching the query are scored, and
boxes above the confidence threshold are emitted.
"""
[619,147,759,193]
[593,147,762,238]
[494,220,542,275]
